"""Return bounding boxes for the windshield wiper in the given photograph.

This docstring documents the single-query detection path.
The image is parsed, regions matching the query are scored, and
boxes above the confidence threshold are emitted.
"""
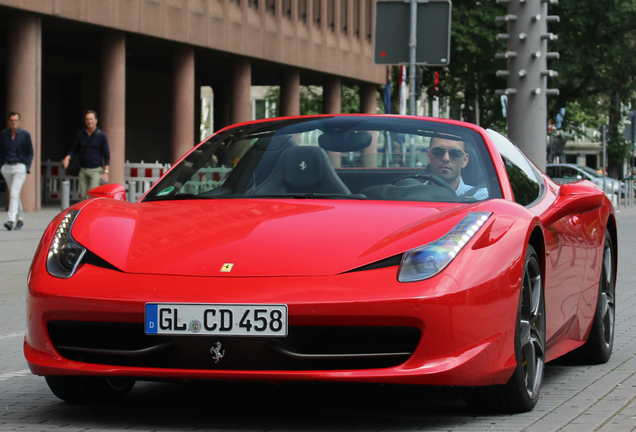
[247,193,367,200]
[144,193,202,202]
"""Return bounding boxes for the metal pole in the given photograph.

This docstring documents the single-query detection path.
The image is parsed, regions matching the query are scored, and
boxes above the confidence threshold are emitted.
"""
[409,0,417,116]
[625,111,636,207]
[408,0,418,167]
[61,180,70,210]
[128,180,137,203]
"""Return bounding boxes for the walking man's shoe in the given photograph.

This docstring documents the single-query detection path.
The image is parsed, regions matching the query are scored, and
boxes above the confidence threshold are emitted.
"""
[4,221,14,231]
[14,220,23,230]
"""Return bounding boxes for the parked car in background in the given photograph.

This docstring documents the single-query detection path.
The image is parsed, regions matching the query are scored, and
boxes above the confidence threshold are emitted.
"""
[546,163,624,196]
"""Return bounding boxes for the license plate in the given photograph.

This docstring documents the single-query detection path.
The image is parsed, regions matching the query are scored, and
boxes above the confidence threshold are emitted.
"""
[144,303,288,337]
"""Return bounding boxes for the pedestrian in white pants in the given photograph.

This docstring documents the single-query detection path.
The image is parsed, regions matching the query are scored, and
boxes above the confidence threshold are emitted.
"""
[0,112,33,231]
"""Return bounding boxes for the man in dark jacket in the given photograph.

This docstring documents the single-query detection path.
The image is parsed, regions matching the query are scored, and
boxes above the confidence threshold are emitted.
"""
[62,110,110,199]
[0,112,33,231]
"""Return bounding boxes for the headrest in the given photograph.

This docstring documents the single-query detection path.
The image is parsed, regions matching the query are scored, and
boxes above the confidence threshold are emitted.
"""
[281,147,328,188]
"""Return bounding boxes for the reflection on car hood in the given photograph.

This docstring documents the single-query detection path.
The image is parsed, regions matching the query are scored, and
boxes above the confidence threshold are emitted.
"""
[70,199,474,277]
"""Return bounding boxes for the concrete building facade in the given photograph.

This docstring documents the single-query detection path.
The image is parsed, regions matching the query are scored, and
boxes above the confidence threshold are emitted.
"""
[0,0,384,211]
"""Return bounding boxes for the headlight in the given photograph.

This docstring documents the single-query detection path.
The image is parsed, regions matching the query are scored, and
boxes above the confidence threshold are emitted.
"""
[398,212,492,283]
[46,209,86,278]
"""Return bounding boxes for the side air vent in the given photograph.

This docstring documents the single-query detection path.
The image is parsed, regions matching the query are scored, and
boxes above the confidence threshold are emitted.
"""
[346,254,403,273]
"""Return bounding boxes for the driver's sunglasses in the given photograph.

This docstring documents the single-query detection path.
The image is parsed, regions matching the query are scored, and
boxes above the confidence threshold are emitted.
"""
[429,147,465,159]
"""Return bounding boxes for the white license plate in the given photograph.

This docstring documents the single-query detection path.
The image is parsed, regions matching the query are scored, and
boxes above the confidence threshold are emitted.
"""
[145,303,288,337]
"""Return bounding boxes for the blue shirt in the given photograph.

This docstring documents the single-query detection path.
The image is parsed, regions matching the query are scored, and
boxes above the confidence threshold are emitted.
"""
[68,129,110,169]
[0,128,34,171]
[425,177,489,200]
[456,177,489,200]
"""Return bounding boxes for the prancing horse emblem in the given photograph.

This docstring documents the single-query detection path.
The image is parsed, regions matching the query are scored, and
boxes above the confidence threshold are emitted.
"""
[299,161,307,171]
[210,342,225,363]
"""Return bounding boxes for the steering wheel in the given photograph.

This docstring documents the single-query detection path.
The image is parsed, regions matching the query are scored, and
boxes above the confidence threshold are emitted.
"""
[390,173,456,194]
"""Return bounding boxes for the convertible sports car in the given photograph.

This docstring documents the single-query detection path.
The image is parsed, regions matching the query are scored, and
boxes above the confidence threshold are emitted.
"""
[25,115,616,413]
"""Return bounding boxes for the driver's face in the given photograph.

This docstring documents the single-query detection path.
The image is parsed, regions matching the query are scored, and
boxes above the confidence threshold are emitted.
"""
[426,138,468,188]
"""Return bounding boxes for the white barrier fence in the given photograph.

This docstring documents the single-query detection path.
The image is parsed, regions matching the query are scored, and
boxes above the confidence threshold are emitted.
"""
[180,167,232,195]
[42,160,171,203]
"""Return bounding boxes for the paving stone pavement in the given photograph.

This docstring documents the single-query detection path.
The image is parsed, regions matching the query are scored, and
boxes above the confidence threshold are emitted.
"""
[0,205,635,431]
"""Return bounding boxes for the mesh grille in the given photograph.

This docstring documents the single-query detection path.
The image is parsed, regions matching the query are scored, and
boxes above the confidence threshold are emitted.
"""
[48,321,420,371]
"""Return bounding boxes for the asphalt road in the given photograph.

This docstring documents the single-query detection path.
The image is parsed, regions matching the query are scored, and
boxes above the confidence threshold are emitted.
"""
[1,205,635,432]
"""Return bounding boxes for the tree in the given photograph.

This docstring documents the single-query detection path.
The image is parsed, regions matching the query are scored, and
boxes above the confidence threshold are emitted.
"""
[551,0,636,177]
[420,0,507,130]
[263,85,368,116]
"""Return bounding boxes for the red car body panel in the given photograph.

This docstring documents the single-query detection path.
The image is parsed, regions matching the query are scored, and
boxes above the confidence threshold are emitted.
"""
[24,115,616,389]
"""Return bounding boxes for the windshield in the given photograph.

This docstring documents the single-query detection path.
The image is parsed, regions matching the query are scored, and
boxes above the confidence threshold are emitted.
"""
[579,165,601,178]
[144,116,502,203]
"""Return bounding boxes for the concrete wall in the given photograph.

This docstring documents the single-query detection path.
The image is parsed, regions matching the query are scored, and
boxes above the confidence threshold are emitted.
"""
[0,0,384,85]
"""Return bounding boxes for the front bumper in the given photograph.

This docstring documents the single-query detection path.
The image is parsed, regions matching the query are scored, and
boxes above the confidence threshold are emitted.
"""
[26,257,520,387]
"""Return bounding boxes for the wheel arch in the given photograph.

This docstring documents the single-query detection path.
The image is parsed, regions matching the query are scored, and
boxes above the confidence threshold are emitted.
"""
[528,226,546,284]
[606,213,618,282]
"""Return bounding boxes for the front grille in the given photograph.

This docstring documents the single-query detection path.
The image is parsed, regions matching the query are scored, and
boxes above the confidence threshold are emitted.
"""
[48,321,421,371]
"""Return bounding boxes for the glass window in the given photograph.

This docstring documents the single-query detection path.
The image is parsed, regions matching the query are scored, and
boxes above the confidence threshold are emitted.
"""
[487,129,543,206]
[546,166,559,179]
[145,117,503,203]
[314,0,322,26]
[353,0,360,37]
[298,0,307,22]
[341,0,348,34]
[327,0,335,31]
[282,0,292,18]
[365,0,373,40]
[561,166,583,180]
[266,0,275,14]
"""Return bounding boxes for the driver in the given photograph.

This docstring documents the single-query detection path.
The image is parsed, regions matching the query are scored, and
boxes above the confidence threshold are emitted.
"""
[426,137,488,199]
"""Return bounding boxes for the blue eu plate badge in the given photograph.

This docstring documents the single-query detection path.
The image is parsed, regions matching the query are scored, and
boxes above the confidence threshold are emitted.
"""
[145,304,158,334]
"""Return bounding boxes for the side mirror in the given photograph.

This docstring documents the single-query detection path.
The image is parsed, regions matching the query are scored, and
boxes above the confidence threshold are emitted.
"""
[541,181,605,226]
[87,183,127,201]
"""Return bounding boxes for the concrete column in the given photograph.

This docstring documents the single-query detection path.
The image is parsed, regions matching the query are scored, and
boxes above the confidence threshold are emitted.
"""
[280,68,300,117]
[360,83,377,114]
[360,83,378,167]
[171,46,196,163]
[7,13,41,212]
[100,32,126,185]
[323,76,342,167]
[323,76,341,114]
[213,83,230,133]
[230,57,251,125]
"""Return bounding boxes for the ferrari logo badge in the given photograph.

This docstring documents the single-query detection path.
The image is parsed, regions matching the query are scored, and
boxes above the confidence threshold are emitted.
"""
[300,161,307,171]
[220,263,234,272]
[210,342,225,363]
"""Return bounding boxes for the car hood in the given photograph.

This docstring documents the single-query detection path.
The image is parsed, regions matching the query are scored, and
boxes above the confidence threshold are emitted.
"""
[71,198,477,277]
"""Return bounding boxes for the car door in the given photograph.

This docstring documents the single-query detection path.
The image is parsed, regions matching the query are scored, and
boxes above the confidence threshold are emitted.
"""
[488,131,587,344]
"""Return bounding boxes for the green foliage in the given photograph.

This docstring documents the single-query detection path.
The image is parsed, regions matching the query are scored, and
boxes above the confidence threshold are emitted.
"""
[263,85,365,116]
[551,0,636,168]
[420,0,507,129]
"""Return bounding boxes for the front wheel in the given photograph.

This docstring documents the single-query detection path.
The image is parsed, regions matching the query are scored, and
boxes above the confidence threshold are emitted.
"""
[463,244,545,413]
[45,376,135,403]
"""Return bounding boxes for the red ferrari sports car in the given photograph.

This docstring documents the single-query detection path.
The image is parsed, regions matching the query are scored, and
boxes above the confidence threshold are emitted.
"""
[25,115,616,413]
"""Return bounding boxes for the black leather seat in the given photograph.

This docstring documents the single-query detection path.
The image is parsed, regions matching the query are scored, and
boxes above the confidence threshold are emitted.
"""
[249,146,351,195]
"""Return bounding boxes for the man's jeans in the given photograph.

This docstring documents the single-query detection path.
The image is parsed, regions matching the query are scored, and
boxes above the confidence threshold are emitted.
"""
[1,163,26,223]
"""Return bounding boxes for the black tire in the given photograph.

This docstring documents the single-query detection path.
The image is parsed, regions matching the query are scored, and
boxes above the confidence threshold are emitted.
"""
[45,376,135,403]
[572,228,615,364]
[463,244,545,413]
